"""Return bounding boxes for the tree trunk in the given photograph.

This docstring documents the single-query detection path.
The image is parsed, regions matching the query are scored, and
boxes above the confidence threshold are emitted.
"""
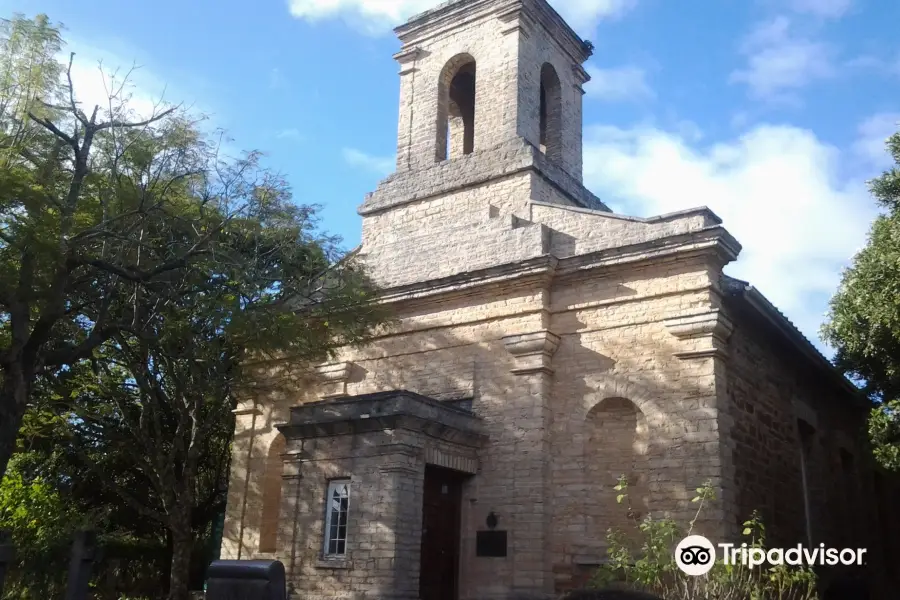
[0,365,29,480]
[168,517,193,600]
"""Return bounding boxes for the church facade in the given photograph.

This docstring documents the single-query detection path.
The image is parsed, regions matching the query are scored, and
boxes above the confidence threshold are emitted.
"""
[219,0,898,598]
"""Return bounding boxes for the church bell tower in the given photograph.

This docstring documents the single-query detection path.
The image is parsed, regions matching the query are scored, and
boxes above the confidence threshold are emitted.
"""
[390,0,595,180]
[357,0,608,289]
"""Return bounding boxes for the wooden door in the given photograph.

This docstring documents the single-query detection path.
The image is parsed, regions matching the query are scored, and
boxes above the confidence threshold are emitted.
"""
[419,465,464,600]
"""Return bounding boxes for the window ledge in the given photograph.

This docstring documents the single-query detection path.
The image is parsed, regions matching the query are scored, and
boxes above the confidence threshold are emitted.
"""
[315,557,352,570]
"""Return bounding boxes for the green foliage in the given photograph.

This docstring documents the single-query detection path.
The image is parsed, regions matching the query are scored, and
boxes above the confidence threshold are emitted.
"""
[868,399,900,470]
[0,12,63,165]
[822,126,900,470]
[0,453,90,598]
[588,476,819,600]
[868,129,900,212]
[0,455,86,556]
[0,11,390,600]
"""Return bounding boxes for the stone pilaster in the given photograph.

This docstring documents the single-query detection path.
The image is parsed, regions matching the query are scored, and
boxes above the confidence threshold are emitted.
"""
[663,309,737,540]
[220,401,261,560]
[278,446,305,587]
[376,445,425,600]
[501,330,559,597]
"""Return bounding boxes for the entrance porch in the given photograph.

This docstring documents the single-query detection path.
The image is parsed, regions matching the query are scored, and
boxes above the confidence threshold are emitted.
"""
[276,390,486,600]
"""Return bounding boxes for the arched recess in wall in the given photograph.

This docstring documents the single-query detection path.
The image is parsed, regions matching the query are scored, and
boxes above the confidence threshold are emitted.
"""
[584,397,650,543]
[258,433,286,553]
[436,53,476,161]
[539,62,562,163]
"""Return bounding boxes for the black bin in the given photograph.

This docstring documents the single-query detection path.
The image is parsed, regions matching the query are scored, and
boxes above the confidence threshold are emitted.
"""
[206,560,286,600]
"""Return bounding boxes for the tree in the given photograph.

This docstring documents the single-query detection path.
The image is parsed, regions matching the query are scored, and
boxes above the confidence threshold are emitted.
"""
[51,184,385,600]
[1,15,389,600]
[12,379,223,598]
[0,13,63,166]
[822,124,900,470]
[0,12,193,481]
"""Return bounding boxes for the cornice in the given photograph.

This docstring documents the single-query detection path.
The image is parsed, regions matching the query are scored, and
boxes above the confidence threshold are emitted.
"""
[277,390,488,447]
[554,226,740,276]
[395,0,506,45]
[314,361,353,399]
[359,138,608,216]
[502,330,561,375]
[232,402,260,416]
[370,227,739,308]
[376,255,558,305]
[663,310,734,342]
[395,0,592,66]
[393,46,423,76]
[663,309,734,361]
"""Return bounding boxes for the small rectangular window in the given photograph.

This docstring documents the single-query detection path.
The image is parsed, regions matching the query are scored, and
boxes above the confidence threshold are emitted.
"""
[323,479,351,557]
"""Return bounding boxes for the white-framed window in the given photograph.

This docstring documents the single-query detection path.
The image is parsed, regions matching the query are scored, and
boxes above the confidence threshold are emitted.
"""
[323,479,351,557]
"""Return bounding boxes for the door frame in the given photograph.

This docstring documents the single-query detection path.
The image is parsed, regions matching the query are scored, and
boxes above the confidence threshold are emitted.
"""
[419,464,468,600]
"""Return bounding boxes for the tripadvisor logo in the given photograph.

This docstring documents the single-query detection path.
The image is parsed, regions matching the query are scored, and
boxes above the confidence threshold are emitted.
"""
[675,535,716,576]
[719,543,867,569]
[674,535,868,575]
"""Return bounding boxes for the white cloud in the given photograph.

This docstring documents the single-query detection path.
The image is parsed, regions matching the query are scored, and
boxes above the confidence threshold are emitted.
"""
[584,65,653,102]
[276,128,304,140]
[845,52,900,78]
[786,0,852,18]
[730,17,835,102]
[65,44,170,122]
[342,147,394,175]
[852,112,900,169]
[582,121,881,349]
[551,0,638,30]
[63,40,241,158]
[287,0,637,35]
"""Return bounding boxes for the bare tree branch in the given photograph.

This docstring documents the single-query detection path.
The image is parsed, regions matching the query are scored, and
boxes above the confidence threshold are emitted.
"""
[95,105,179,131]
[26,111,78,150]
[65,52,89,127]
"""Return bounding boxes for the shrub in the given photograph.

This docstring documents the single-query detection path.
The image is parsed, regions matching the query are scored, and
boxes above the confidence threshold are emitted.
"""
[587,475,819,600]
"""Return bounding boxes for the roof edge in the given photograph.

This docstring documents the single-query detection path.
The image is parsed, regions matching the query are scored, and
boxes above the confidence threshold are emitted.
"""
[723,275,868,407]
[395,0,592,64]
[529,200,722,225]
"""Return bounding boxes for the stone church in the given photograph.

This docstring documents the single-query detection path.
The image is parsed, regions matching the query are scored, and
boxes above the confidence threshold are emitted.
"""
[220,0,898,598]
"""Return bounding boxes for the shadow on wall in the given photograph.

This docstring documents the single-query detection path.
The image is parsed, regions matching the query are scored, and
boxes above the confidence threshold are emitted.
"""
[227,288,741,595]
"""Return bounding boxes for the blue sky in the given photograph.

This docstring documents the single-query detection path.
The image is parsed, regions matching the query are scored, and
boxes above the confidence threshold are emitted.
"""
[4,0,900,351]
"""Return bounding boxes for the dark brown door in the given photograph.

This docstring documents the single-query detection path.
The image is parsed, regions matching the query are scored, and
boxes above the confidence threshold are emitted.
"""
[419,465,465,600]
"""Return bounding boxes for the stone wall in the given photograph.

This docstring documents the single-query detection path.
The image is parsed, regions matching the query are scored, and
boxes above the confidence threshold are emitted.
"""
[362,212,549,288]
[221,244,739,598]
[220,390,297,561]
[278,431,424,600]
[546,260,735,592]
[530,201,721,258]
[723,299,900,595]
[220,237,900,599]
[511,4,586,181]
[725,308,859,546]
